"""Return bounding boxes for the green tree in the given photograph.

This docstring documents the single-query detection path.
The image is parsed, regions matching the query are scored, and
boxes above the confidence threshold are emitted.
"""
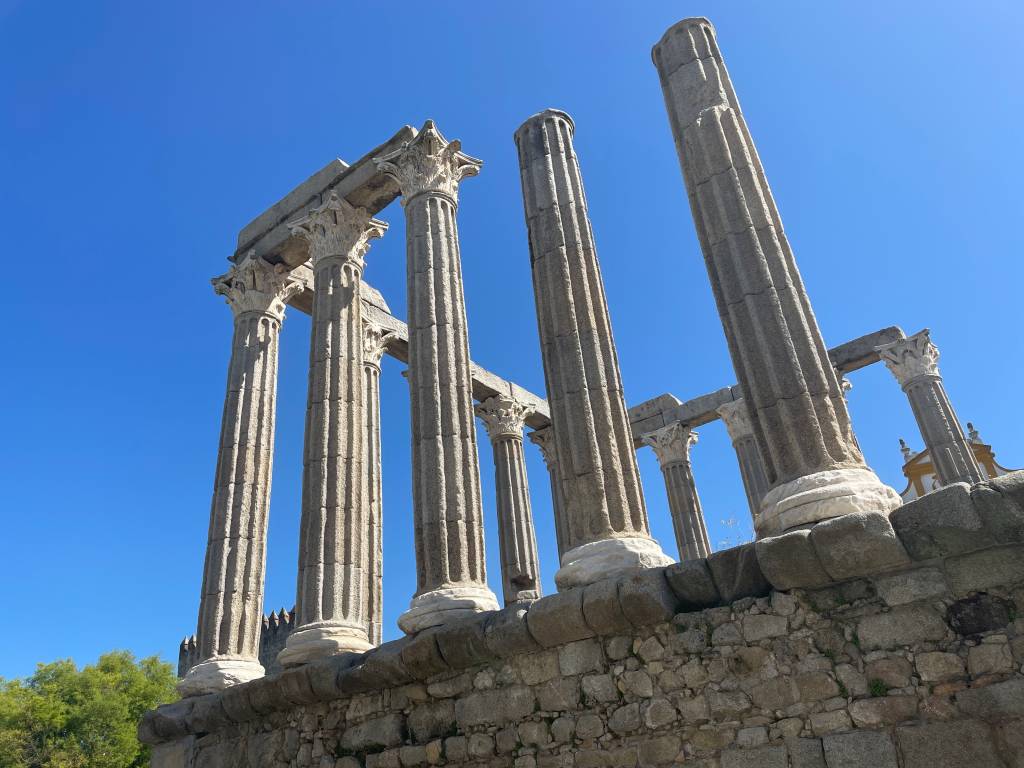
[0,651,178,768]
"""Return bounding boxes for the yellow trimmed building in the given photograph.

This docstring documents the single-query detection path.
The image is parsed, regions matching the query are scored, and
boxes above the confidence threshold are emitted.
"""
[899,423,1019,501]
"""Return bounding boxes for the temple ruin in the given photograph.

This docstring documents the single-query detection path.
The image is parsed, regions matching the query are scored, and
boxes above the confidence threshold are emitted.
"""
[144,17,1024,768]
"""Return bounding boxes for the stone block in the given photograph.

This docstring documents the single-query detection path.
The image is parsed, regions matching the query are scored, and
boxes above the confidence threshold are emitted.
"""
[434,615,496,669]
[707,543,771,603]
[955,678,1024,719]
[891,483,994,559]
[751,676,800,710]
[408,700,455,743]
[608,702,641,734]
[864,658,912,689]
[400,630,449,679]
[536,677,580,711]
[948,593,1014,636]
[664,559,722,609]
[150,739,193,768]
[871,566,947,606]
[971,483,1024,543]
[742,613,788,642]
[618,568,681,627]
[582,577,632,634]
[637,734,681,764]
[968,642,1014,676]
[897,720,1004,768]
[559,639,604,676]
[755,529,833,590]
[810,710,852,736]
[244,675,283,714]
[575,713,605,740]
[217,682,259,723]
[643,697,677,729]
[789,738,825,768]
[915,651,964,682]
[454,686,536,728]
[276,665,319,706]
[857,604,948,650]
[822,730,897,768]
[340,714,406,752]
[361,638,414,686]
[707,688,751,718]
[810,511,910,580]
[720,745,787,768]
[795,672,840,702]
[946,545,1024,596]
[186,695,230,734]
[581,673,619,703]
[848,694,917,727]
[483,605,541,658]
[620,670,654,698]
[526,588,593,647]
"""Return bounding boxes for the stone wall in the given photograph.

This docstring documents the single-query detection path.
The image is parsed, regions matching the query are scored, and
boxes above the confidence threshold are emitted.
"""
[142,473,1024,768]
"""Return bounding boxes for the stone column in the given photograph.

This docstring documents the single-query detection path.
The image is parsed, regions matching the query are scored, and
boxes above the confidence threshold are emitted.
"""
[516,109,672,589]
[179,253,302,697]
[642,422,711,562]
[877,329,982,486]
[528,427,570,558]
[476,396,543,605]
[376,121,499,632]
[362,322,396,646]
[717,398,771,526]
[652,19,900,536]
[278,192,386,666]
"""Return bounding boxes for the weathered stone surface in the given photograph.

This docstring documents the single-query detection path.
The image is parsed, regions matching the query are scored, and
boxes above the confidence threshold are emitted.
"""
[897,720,1004,768]
[857,605,948,649]
[434,615,495,670]
[483,605,541,658]
[915,651,965,682]
[559,639,603,677]
[618,569,680,627]
[890,483,994,560]
[849,695,918,727]
[707,543,770,604]
[526,588,593,647]
[582,578,632,634]
[971,482,1024,544]
[454,687,536,728]
[873,567,947,606]
[968,642,1014,676]
[340,714,406,751]
[956,678,1024,719]
[407,701,455,743]
[720,745,787,768]
[664,559,721,609]
[643,422,711,561]
[810,512,910,580]
[742,614,788,642]
[535,678,580,712]
[789,738,826,768]
[399,630,449,680]
[946,545,1024,596]
[822,730,898,768]
[755,529,833,590]
[948,593,1014,636]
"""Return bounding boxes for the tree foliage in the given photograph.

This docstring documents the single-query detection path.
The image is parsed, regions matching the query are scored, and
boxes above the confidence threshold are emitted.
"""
[0,651,178,768]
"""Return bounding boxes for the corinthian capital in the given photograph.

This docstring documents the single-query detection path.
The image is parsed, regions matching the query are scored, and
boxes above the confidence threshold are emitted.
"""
[528,427,557,469]
[362,322,397,368]
[876,329,940,388]
[374,120,481,205]
[716,398,754,443]
[211,252,303,321]
[642,421,697,468]
[288,191,387,268]
[476,395,534,441]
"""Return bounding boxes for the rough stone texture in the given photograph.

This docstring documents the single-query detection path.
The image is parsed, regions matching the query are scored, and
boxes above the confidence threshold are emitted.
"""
[808,512,910,581]
[642,422,712,562]
[755,529,832,591]
[179,254,303,696]
[717,397,771,524]
[664,559,720,610]
[877,330,983,487]
[514,108,670,587]
[376,121,499,631]
[890,482,995,560]
[706,543,770,603]
[280,193,387,666]
[476,396,543,605]
[897,720,1004,768]
[652,17,899,536]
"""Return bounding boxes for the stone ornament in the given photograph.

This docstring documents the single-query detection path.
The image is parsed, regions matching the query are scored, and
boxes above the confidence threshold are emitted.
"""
[652,17,900,537]
[641,420,698,467]
[642,422,711,562]
[211,251,303,321]
[375,120,481,205]
[288,190,387,268]
[716,399,754,442]
[475,395,534,441]
[877,329,941,389]
[362,322,397,369]
[717,398,772,524]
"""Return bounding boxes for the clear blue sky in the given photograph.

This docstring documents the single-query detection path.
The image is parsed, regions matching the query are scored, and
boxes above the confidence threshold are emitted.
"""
[2,1,1021,680]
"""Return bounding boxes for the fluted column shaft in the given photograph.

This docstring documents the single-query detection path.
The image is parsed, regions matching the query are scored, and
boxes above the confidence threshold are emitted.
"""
[653,18,899,535]
[717,398,771,525]
[642,422,711,561]
[179,254,301,697]
[877,330,982,486]
[477,396,542,605]
[362,324,395,646]
[376,121,499,633]
[515,109,671,589]
[279,193,386,666]
[529,427,570,558]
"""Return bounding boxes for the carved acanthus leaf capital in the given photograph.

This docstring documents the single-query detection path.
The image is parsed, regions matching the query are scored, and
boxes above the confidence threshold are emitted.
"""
[374,120,481,205]
[211,251,303,321]
[876,329,940,388]
[476,395,533,441]
[642,421,697,468]
[362,322,397,368]
[716,399,754,443]
[528,426,558,468]
[288,191,387,269]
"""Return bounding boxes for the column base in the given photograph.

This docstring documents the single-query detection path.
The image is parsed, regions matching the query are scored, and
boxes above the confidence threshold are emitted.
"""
[277,621,373,668]
[757,466,902,537]
[398,584,500,635]
[177,656,265,698]
[555,536,675,591]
